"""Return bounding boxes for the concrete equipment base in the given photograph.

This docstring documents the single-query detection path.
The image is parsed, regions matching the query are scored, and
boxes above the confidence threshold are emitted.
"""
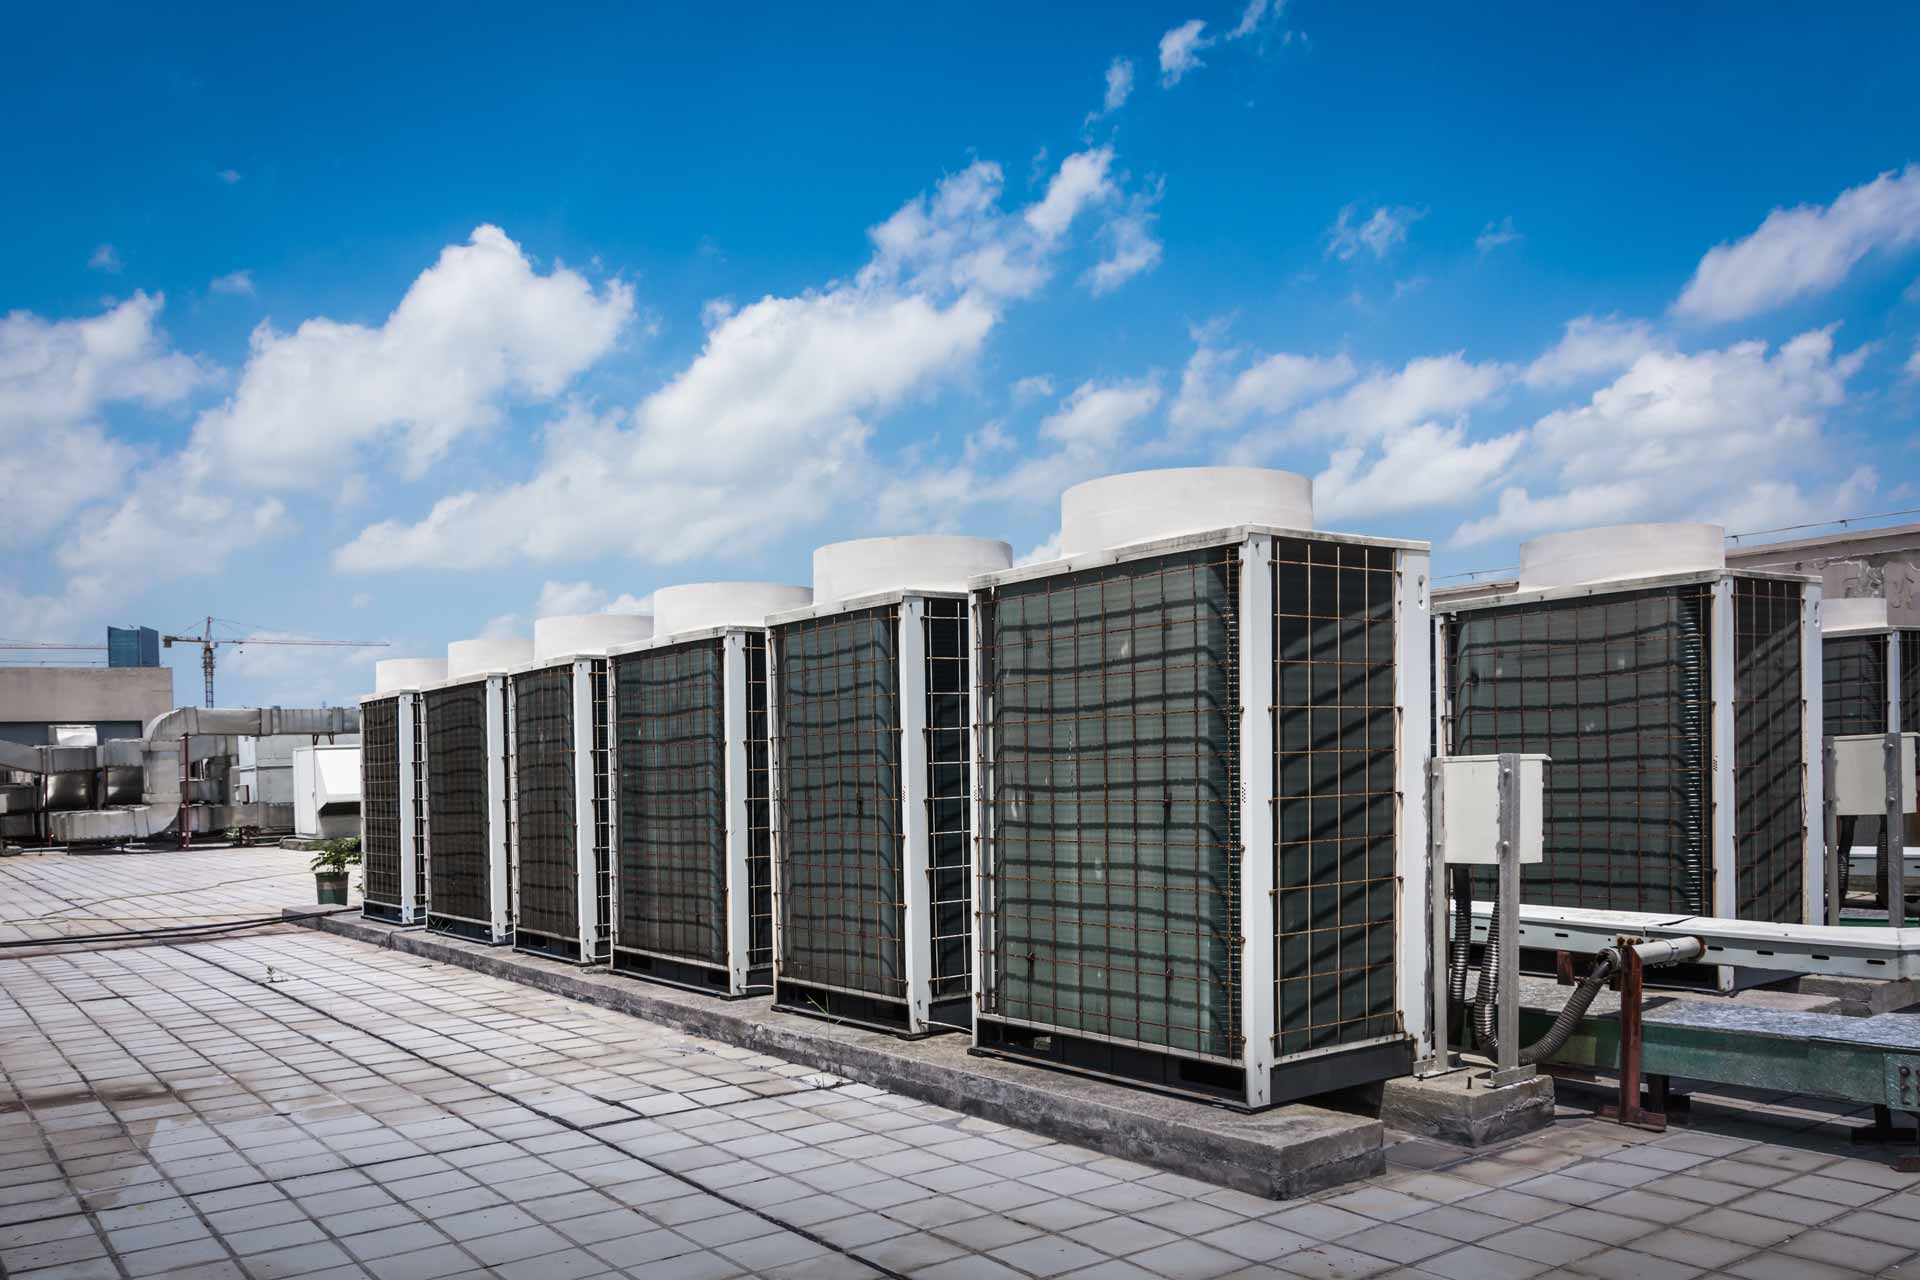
[284,911,1383,1199]
[1380,1069,1555,1147]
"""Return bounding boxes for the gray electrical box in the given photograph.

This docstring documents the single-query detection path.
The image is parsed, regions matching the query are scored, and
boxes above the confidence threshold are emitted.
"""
[1832,733,1918,817]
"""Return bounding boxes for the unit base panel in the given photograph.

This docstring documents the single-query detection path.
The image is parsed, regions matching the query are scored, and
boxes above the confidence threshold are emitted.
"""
[426,914,510,945]
[774,980,930,1037]
[610,949,770,998]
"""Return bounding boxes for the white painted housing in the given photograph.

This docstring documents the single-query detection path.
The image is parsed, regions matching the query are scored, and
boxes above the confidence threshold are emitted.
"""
[653,582,812,636]
[447,637,534,680]
[1826,596,1892,635]
[1517,523,1724,593]
[532,613,654,662]
[376,658,447,693]
[1058,466,1314,556]
[811,536,1012,604]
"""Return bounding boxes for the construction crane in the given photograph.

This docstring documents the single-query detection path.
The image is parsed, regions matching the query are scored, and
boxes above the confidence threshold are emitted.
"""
[162,617,389,707]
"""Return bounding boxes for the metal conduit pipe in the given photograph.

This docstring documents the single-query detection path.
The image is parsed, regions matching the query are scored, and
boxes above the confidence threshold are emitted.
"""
[1472,934,1706,1067]
[1446,867,1474,1007]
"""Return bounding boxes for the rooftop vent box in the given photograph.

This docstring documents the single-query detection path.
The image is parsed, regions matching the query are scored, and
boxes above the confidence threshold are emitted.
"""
[971,468,1433,1110]
[1436,523,1823,927]
[607,583,808,998]
[420,637,526,945]
[768,536,1011,1036]
[507,615,647,966]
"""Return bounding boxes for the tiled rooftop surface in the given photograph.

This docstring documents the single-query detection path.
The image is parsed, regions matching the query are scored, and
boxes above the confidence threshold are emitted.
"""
[4,849,1920,1278]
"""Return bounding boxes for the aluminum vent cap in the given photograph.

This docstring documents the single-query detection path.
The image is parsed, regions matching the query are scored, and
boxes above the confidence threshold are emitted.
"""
[446,636,534,680]
[532,613,655,662]
[374,658,448,693]
[813,536,1013,603]
[1825,596,1890,635]
[655,583,812,635]
[1517,523,1724,593]
[1059,467,1314,555]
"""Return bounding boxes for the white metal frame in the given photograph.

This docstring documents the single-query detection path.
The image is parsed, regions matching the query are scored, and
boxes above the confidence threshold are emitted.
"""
[396,693,421,925]
[569,657,602,961]
[486,673,513,942]
[1709,577,1739,923]
[1803,585,1827,922]
[969,526,1432,1108]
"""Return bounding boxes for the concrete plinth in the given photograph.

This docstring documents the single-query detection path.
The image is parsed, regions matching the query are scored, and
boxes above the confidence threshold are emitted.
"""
[1380,1069,1555,1147]
[287,911,1383,1199]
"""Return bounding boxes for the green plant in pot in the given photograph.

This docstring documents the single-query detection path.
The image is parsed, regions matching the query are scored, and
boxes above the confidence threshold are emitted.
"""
[310,837,361,905]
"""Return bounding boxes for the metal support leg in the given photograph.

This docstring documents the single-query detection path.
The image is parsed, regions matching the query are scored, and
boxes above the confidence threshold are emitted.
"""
[1890,733,1908,925]
[1601,944,1667,1132]
[1483,754,1535,1089]
[1825,745,1841,926]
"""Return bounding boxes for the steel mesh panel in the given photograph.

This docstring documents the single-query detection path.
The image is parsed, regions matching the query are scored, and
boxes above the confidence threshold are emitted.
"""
[1734,579,1805,923]
[1273,538,1400,1059]
[747,632,773,968]
[776,605,905,1000]
[926,598,972,1000]
[411,697,428,911]
[425,682,491,923]
[590,660,611,959]
[514,667,579,942]
[616,639,727,967]
[1826,633,1889,737]
[982,547,1242,1061]
[361,698,402,908]
[1449,585,1713,914]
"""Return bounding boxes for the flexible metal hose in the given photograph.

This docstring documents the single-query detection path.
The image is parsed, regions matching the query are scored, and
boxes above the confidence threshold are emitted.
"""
[1471,897,1499,1048]
[1446,867,1472,1006]
[1476,946,1619,1067]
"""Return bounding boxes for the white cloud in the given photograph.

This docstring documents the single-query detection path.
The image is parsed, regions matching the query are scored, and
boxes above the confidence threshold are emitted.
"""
[1455,327,1869,545]
[479,613,523,641]
[1290,352,1507,441]
[1325,204,1424,261]
[191,224,634,486]
[1674,164,1920,323]
[337,152,1136,573]
[1315,422,1526,522]
[1158,20,1211,86]
[1907,339,1920,379]
[1012,374,1055,402]
[0,292,213,547]
[217,169,242,184]
[535,580,652,618]
[350,592,372,609]
[1039,379,1162,448]
[1227,0,1274,39]
[1169,338,1357,436]
[209,270,255,296]
[1026,148,1116,242]
[701,297,736,329]
[1521,315,1659,389]
[1095,57,1134,118]
[1475,216,1521,254]
[88,244,122,274]
[1084,207,1163,295]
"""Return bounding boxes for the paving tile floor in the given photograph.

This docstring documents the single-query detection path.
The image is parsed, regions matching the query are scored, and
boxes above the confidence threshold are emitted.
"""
[5,852,1920,1277]
[0,847,336,944]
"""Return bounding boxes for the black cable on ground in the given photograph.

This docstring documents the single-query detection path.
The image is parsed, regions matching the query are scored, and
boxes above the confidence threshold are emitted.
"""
[0,907,356,950]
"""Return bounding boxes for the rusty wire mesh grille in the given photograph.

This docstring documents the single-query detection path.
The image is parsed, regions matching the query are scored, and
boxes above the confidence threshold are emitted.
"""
[361,697,401,909]
[513,666,579,942]
[925,598,972,1000]
[981,547,1242,1062]
[411,696,428,912]
[615,639,727,967]
[1448,584,1713,914]
[590,659,612,959]
[746,631,773,969]
[1272,538,1399,1059]
[425,682,491,924]
[1826,633,1889,737]
[1734,578,1806,923]
[775,605,906,1000]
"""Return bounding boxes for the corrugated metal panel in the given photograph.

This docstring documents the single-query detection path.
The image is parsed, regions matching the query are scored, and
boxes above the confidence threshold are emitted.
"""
[1449,584,1713,914]
[425,683,491,925]
[360,698,401,910]
[513,667,579,943]
[981,546,1242,1061]
[1733,578,1806,923]
[616,639,727,967]
[746,631,773,969]
[776,605,906,1002]
[1272,537,1399,1059]
[925,598,972,1002]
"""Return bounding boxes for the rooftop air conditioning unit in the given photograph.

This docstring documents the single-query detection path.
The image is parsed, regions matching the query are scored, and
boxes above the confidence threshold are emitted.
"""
[970,468,1432,1109]
[607,583,811,996]
[423,637,530,944]
[358,658,445,925]
[769,535,1013,1035]
[1822,596,1918,881]
[508,613,653,963]
[1434,524,1824,926]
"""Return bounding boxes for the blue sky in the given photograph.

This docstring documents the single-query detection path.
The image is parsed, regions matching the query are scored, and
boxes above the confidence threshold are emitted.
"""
[5,1,1919,707]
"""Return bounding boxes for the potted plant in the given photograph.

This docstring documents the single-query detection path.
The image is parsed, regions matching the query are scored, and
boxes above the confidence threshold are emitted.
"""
[310,837,360,905]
